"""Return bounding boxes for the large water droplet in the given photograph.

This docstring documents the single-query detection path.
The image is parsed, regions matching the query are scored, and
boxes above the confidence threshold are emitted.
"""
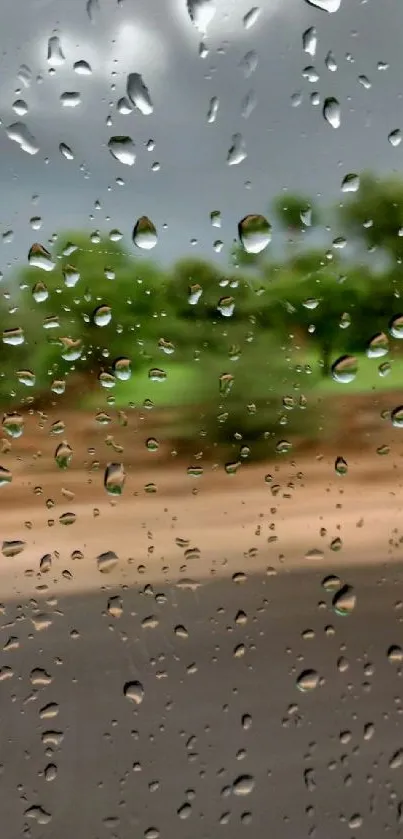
[93,305,112,327]
[55,442,73,469]
[297,668,319,692]
[6,122,39,155]
[108,136,136,165]
[187,0,216,32]
[323,97,340,128]
[331,355,357,384]
[97,550,118,573]
[104,463,126,496]
[233,775,255,795]
[304,0,341,11]
[332,584,356,615]
[302,27,317,56]
[238,214,271,253]
[126,73,153,115]
[28,243,55,271]
[124,679,144,705]
[227,133,247,165]
[47,35,65,66]
[243,6,260,29]
[133,216,157,249]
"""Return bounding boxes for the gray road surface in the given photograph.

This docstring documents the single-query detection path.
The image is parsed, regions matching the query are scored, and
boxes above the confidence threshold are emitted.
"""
[1,563,403,839]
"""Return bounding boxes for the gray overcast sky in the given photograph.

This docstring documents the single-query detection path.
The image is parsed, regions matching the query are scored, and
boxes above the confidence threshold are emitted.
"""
[0,0,401,273]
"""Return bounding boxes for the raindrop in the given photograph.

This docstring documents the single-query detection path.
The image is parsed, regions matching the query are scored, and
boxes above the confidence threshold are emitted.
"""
[207,96,219,123]
[240,50,258,77]
[47,35,65,66]
[342,173,360,192]
[227,133,247,165]
[74,59,92,75]
[388,645,403,664]
[93,305,112,327]
[126,73,153,115]
[124,679,144,705]
[33,281,49,302]
[133,216,157,250]
[391,406,403,428]
[63,266,80,288]
[367,332,388,358]
[389,314,403,338]
[188,284,202,305]
[0,467,12,488]
[3,327,24,346]
[297,669,319,692]
[28,243,55,271]
[54,442,73,469]
[187,0,216,32]
[59,142,74,160]
[17,369,35,386]
[388,129,402,147]
[104,463,126,496]
[60,91,81,108]
[233,775,255,796]
[107,596,123,618]
[25,806,51,825]
[303,27,317,56]
[332,584,356,615]
[97,550,118,573]
[108,136,136,166]
[238,214,271,254]
[243,6,260,29]
[2,540,25,557]
[304,0,341,11]
[3,413,24,438]
[12,99,28,116]
[335,456,348,475]
[217,297,235,317]
[331,355,357,384]
[113,357,131,380]
[323,97,340,128]
[6,122,39,155]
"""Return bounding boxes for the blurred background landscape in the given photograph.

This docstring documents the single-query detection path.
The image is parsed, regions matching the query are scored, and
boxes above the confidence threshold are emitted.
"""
[2,171,403,466]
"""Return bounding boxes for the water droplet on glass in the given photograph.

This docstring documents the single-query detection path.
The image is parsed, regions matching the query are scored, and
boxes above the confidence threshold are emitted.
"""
[3,327,24,346]
[3,413,24,438]
[188,284,202,305]
[32,280,49,302]
[233,774,255,795]
[335,456,348,475]
[297,668,319,692]
[331,355,357,384]
[93,305,112,327]
[342,172,360,192]
[6,122,39,155]
[97,550,118,573]
[367,332,389,358]
[133,216,157,250]
[388,129,402,147]
[28,243,55,271]
[303,27,317,56]
[113,357,131,380]
[124,679,144,705]
[60,91,81,108]
[126,73,153,115]
[17,369,35,386]
[108,136,136,166]
[391,406,403,428]
[104,463,126,496]
[238,214,271,254]
[389,314,403,338]
[227,133,247,165]
[323,97,340,128]
[47,35,65,66]
[388,645,403,664]
[187,0,216,32]
[12,99,28,116]
[243,6,260,29]
[207,96,219,123]
[74,59,92,75]
[0,467,12,488]
[59,142,74,160]
[332,584,356,615]
[55,442,73,469]
[2,539,25,557]
[304,0,341,11]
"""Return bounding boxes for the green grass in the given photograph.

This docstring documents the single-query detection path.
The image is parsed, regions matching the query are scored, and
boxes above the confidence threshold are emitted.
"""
[85,362,202,409]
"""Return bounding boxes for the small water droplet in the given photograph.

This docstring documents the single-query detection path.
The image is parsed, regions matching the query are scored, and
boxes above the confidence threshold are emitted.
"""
[331,355,357,384]
[227,133,247,165]
[297,669,319,692]
[97,550,118,573]
[104,463,126,496]
[304,0,341,11]
[332,584,356,615]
